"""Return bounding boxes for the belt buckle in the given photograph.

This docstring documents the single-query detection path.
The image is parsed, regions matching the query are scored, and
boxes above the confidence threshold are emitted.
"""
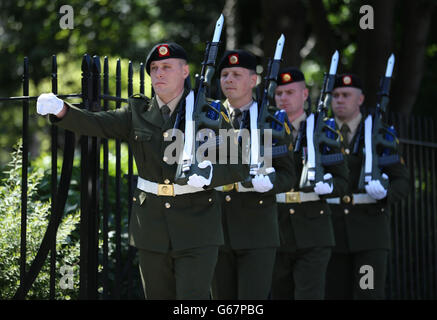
[222,183,235,192]
[286,192,301,203]
[158,184,175,196]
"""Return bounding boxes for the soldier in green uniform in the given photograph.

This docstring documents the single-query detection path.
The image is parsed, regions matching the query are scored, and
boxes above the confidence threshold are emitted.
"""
[270,67,349,299]
[36,42,248,300]
[325,73,410,299]
[210,50,296,300]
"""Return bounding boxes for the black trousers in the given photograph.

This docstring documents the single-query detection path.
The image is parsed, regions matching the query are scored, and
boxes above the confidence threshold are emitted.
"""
[325,249,389,300]
[271,247,332,300]
[211,247,277,300]
[137,246,218,299]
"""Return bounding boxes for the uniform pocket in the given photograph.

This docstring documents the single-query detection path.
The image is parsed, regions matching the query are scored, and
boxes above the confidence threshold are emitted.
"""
[364,204,388,216]
[133,128,153,142]
[304,202,330,219]
[190,190,216,207]
[132,188,147,207]
[132,128,153,164]
[240,193,276,209]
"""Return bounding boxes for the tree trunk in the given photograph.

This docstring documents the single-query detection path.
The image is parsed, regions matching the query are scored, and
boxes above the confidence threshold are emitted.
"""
[260,0,307,67]
[223,0,238,50]
[307,0,338,65]
[353,0,396,113]
[392,0,435,115]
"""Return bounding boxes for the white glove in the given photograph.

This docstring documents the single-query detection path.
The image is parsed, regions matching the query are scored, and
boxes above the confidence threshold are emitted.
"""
[314,173,334,195]
[251,167,275,193]
[187,160,213,188]
[36,93,64,115]
[365,174,388,200]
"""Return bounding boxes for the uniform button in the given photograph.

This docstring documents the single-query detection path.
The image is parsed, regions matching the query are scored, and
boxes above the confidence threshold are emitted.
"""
[259,200,263,205]
[381,208,385,212]
[344,209,349,215]
[165,202,171,209]
[225,195,231,202]
[133,197,137,202]
[164,179,170,184]
[163,132,169,138]
[163,156,168,162]
[135,135,138,140]
[289,209,295,214]
[345,148,350,155]
[320,210,324,214]
[342,195,351,204]
[208,198,213,202]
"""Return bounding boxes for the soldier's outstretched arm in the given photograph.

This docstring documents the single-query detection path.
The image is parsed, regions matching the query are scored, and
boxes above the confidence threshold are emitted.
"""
[37,93,131,141]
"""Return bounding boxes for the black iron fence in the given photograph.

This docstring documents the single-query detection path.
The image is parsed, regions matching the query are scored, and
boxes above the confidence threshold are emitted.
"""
[0,55,436,299]
[1,54,142,299]
[386,113,437,299]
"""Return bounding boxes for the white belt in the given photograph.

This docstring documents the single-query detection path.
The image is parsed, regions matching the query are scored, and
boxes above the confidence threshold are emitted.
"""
[137,176,204,196]
[215,182,255,193]
[276,192,321,203]
[326,193,377,205]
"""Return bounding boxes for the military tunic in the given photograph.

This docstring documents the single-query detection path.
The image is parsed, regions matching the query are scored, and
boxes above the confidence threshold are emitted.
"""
[211,100,296,300]
[325,113,410,299]
[271,113,349,300]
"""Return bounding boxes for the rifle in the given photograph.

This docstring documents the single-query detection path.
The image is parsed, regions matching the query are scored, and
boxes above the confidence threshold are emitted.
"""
[174,14,225,185]
[299,51,344,191]
[240,34,290,187]
[358,54,399,191]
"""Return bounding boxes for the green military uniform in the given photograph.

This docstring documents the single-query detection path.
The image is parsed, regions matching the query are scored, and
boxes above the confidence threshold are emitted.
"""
[211,97,296,300]
[50,81,247,298]
[325,110,410,299]
[271,111,349,300]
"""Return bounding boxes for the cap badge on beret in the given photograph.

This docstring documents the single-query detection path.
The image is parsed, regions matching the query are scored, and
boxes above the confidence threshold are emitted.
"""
[229,54,239,65]
[281,73,292,83]
[343,75,352,85]
[158,45,170,57]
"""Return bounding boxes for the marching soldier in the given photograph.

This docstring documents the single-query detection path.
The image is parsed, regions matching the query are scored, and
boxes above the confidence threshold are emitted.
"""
[325,73,410,299]
[270,67,348,299]
[36,42,248,299]
[211,50,296,299]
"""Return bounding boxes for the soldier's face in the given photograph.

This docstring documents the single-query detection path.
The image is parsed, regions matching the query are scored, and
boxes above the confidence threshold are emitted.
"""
[220,67,257,106]
[150,58,189,102]
[275,81,308,117]
[332,87,364,121]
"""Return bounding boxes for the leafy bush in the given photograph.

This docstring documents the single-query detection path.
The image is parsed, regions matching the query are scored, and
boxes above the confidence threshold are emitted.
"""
[0,140,80,299]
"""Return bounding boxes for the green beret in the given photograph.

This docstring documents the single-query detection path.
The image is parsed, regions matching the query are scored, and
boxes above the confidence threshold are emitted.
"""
[334,73,363,90]
[277,67,305,85]
[218,49,257,74]
[145,42,188,75]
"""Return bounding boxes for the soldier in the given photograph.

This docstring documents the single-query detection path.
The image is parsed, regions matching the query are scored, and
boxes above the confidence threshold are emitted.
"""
[36,42,248,299]
[325,73,410,299]
[211,50,296,299]
[270,67,348,299]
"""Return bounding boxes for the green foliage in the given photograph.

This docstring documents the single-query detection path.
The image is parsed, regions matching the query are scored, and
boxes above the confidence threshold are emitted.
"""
[0,140,80,299]
[30,140,143,298]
